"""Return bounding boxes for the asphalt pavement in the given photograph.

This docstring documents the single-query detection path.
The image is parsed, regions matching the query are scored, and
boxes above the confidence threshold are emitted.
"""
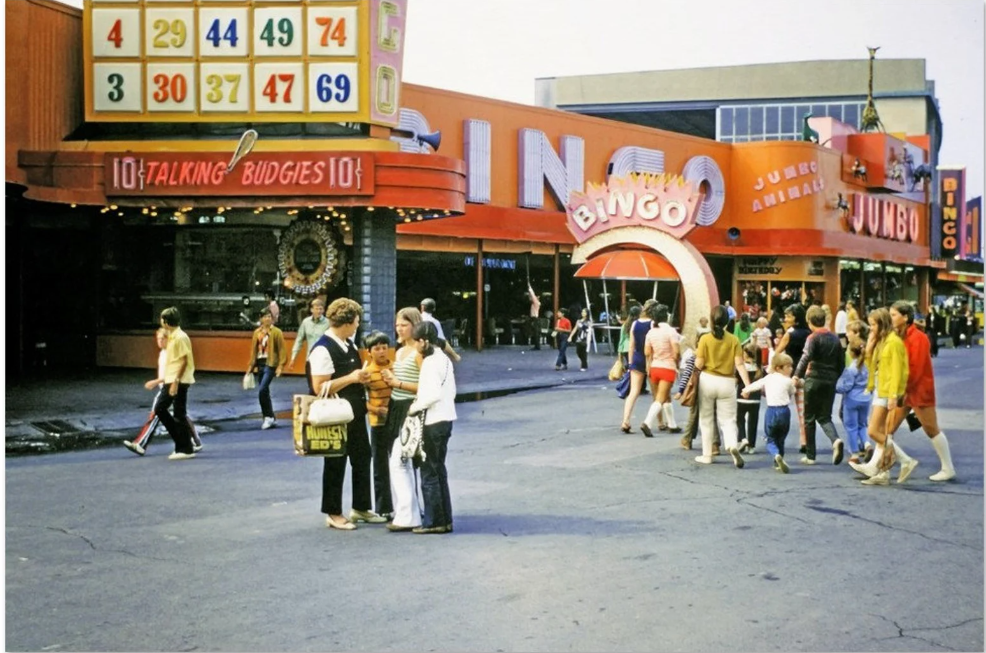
[5,344,611,454]
[4,346,984,652]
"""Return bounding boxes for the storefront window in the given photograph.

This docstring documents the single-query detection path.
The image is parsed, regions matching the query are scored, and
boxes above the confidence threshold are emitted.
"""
[99,224,296,331]
[839,259,862,308]
[739,281,767,319]
[885,264,904,304]
[863,262,884,312]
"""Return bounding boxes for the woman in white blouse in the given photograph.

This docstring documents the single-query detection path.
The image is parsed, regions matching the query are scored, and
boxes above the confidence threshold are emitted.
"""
[407,321,458,534]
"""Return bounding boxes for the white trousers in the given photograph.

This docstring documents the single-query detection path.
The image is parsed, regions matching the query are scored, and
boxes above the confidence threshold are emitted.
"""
[698,373,740,456]
[389,439,422,528]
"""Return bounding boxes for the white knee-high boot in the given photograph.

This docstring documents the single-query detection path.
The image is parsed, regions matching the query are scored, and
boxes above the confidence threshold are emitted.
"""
[929,432,956,481]
[643,402,662,429]
[663,402,678,429]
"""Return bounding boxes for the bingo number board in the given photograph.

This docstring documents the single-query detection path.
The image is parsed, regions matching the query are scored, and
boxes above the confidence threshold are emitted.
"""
[84,0,407,125]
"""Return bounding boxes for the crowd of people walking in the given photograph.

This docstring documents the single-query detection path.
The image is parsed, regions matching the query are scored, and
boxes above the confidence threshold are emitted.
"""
[122,292,965,535]
[614,298,958,485]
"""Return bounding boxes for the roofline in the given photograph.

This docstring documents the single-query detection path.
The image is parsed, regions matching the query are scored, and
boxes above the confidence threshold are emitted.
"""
[535,58,929,82]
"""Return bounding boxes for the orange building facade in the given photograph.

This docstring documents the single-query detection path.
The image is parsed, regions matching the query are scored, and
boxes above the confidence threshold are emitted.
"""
[6,0,940,374]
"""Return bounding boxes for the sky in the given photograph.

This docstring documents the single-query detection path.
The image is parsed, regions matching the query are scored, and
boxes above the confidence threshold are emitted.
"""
[58,0,985,200]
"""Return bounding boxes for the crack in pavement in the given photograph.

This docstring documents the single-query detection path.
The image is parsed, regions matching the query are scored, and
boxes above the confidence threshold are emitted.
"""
[869,612,983,652]
[799,506,982,551]
[38,525,174,562]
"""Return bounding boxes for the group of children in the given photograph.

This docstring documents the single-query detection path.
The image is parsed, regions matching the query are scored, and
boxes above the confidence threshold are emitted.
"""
[672,309,874,475]
[738,310,872,473]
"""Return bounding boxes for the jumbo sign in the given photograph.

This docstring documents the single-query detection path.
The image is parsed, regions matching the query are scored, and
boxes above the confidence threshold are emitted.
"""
[566,173,702,244]
[848,194,920,243]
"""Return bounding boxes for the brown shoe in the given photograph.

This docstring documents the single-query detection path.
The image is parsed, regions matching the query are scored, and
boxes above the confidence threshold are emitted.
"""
[680,434,692,450]
[412,525,450,534]
[386,523,415,532]
[712,444,721,456]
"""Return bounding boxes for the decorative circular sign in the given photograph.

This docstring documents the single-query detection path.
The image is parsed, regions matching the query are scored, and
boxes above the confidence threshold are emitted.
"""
[277,219,342,297]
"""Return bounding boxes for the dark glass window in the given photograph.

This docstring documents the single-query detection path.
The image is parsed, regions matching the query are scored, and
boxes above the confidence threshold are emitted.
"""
[811,104,826,118]
[843,104,859,129]
[734,107,749,136]
[796,105,811,124]
[719,108,733,138]
[749,106,764,136]
[765,106,779,134]
[827,104,843,121]
[780,106,795,133]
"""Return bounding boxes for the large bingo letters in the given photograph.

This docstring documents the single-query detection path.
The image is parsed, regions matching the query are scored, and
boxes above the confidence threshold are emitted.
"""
[84,0,406,126]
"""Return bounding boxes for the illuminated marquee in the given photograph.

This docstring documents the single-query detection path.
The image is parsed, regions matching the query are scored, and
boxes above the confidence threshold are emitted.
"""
[848,194,920,243]
[105,152,374,196]
[566,173,702,244]
[84,0,406,126]
[939,168,966,257]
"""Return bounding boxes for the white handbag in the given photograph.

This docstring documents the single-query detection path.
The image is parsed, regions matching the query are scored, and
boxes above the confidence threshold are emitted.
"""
[308,384,355,426]
[399,411,426,462]
[242,372,256,390]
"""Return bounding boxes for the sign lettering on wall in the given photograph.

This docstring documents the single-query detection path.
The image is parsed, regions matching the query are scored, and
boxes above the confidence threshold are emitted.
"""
[105,152,374,196]
[963,196,982,261]
[848,194,920,243]
[939,168,966,258]
[84,0,407,126]
[751,160,825,213]
[565,173,701,244]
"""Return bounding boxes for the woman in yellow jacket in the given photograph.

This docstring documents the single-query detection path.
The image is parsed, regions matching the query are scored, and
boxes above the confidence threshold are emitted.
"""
[850,307,917,485]
[247,307,289,430]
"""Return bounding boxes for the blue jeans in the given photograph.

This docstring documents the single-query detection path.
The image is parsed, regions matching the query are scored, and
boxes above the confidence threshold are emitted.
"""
[255,364,276,418]
[763,405,791,458]
[841,396,871,453]
[420,420,453,529]
[555,338,569,367]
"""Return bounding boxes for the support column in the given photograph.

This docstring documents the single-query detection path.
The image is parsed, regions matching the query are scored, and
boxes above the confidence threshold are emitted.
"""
[352,212,396,337]
[475,241,485,351]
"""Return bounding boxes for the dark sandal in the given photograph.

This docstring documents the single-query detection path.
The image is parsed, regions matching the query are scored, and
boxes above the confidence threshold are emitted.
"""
[620,423,633,434]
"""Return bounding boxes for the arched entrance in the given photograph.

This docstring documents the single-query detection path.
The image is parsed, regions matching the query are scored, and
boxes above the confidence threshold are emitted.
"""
[570,226,719,345]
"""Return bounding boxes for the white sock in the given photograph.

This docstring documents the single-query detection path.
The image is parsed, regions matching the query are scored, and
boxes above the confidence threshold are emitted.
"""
[930,432,955,474]
[891,441,913,465]
[663,402,677,429]
[643,402,662,429]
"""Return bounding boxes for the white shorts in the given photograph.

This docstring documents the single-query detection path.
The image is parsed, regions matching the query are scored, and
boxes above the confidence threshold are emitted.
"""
[873,396,888,408]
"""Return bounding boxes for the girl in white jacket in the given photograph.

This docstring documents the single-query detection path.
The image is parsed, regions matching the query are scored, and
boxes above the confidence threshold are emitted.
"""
[408,321,458,534]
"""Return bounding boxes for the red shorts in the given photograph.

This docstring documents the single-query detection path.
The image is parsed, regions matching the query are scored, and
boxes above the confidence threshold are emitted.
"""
[649,366,677,385]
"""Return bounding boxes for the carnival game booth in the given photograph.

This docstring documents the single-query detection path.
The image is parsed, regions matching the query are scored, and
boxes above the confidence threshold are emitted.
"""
[9,0,468,373]
[567,172,722,347]
[573,248,679,353]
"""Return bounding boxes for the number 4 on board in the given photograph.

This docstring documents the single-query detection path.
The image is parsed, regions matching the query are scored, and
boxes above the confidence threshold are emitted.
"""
[107,19,123,48]
[315,16,347,47]
[205,19,239,47]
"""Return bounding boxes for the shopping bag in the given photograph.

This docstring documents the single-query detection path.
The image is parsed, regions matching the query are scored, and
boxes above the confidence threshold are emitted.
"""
[399,411,427,462]
[292,394,348,457]
[242,373,256,390]
[679,370,701,408]
[615,370,632,399]
[608,357,625,381]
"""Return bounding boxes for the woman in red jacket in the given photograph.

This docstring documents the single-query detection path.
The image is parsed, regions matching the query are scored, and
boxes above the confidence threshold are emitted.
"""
[887,301,956,481]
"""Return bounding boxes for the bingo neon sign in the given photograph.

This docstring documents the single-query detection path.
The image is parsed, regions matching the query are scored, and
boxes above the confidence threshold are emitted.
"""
[566,173,702,244]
